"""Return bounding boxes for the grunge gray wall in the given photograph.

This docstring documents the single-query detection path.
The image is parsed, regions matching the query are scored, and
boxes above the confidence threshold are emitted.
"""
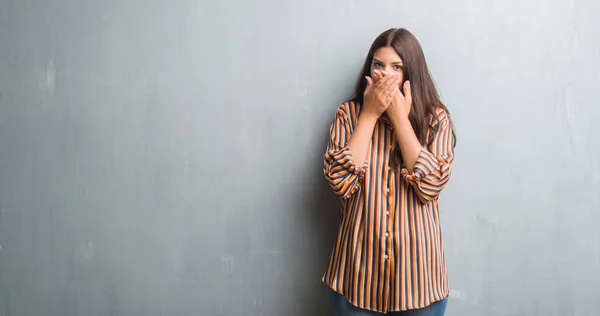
[1,0,599,315]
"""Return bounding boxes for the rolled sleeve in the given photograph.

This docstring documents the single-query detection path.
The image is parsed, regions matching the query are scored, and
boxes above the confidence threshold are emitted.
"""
[401,112,455,203]
[323,109,368,199]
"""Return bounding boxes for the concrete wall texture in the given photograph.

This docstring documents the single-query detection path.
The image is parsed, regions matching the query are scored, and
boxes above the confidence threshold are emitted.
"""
[1,0,599,315]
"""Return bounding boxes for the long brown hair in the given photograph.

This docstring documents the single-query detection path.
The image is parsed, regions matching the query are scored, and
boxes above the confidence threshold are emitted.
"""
[347,28,456,169]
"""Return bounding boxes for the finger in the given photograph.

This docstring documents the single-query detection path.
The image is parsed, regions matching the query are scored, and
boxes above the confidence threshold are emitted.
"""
[385,73,398,86]
[384,75,401,93]
[375,72,394,92]
[374,70,386,84]
[376,77,391,94]
[372,72,380,84]
[384,88,400,105]
[384,90,394,105]
[378,74,397,94]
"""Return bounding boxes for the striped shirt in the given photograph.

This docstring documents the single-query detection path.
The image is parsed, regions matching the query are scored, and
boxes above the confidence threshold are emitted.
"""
[321,101,455,313]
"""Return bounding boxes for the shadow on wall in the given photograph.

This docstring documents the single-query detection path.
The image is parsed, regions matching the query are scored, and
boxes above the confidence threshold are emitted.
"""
[299,182,339,315]
[298,133,341,316]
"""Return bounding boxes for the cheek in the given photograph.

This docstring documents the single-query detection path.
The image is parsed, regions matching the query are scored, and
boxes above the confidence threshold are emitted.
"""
[398,72,405,86]
[387,67,403,79]
[396,71,404,81]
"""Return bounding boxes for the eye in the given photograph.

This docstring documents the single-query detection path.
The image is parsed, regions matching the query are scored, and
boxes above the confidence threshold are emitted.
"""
[394,65,403,70]
[373,62,383,68]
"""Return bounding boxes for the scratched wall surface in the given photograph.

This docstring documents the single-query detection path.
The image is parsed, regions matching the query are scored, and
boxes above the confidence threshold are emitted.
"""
[0,0,599,315]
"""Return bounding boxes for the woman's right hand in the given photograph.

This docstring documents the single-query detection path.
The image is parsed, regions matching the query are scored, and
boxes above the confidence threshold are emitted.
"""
[362,72,401,118]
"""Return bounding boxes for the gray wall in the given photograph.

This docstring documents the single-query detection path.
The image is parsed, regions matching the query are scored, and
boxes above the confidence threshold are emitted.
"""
[1,0,599,315]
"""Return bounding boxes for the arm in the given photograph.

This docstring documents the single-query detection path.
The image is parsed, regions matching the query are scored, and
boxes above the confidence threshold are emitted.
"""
[400,112,455,204]
[348,112,378,167]
[323,108,377,199]
[390,115,421,171]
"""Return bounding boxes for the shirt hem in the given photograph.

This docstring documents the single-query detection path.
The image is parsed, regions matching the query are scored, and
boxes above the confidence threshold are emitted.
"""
[322,277,450,313]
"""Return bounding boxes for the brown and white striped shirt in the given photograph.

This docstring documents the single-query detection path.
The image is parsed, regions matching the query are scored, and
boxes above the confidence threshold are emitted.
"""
[321,101,455,313]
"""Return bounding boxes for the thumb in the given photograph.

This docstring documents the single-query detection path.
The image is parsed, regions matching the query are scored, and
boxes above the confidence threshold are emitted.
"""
[404,80,412,102]
[365,76,373,93]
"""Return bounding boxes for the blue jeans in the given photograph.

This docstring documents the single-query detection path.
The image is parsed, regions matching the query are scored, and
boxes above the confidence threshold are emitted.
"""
[330,290,447,316]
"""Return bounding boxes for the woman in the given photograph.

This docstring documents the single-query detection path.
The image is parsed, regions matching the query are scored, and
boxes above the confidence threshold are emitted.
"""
[322,28,456,316]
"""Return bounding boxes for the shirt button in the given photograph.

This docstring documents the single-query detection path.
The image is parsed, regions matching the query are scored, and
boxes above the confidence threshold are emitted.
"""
[387,166,391,171]
[386,211,390,215]
[386,188,390,193]
[385,232,389,237]
[384,255,388,259]
[389,145,393,149]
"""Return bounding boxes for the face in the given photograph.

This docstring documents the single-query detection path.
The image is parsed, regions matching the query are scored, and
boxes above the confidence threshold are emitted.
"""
[370,46,404,84]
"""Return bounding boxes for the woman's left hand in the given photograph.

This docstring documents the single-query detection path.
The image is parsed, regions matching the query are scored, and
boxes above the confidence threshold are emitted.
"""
[387,80,412,122]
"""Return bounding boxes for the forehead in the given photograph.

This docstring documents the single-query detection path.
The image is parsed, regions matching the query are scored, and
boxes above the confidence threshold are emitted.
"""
[372,46,403,63]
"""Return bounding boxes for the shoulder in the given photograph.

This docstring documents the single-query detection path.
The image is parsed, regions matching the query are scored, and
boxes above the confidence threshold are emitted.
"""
[333,101,362,121]
[430,106,451,127]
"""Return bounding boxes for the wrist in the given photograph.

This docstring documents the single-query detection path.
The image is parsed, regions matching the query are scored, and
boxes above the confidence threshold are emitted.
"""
[359,111,379,125]
[390,112,409,126]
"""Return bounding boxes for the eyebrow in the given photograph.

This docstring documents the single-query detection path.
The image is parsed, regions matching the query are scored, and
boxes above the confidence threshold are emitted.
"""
[373,58,403,65]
